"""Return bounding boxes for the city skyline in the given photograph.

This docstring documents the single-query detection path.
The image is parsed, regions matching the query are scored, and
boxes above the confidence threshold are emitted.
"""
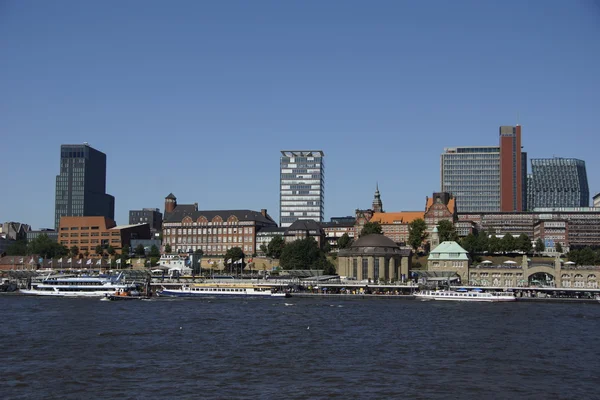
[2,1,599,228]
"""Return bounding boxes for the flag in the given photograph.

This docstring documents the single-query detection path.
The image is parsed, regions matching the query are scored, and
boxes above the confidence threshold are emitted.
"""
[48,259,53,265]
[227,258,232,263]
[116,259,122,264]
[96,259,102,265]
[86,259,92,265]
[19,258,23,263]
[29,258,35,264]
[67,258,72,263]
[58,258,63,263]
[77,259,82,265]
[146,259,151,264]
[126,259,131,264]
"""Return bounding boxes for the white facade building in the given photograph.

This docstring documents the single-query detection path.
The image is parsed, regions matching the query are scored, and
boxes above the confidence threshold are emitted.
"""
[279,150,325,227]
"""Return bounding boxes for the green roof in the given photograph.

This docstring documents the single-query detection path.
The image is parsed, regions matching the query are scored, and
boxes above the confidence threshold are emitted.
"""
[428,241,469,261]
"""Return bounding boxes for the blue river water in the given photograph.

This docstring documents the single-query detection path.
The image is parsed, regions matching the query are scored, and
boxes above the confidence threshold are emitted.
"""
[1,295,599,400]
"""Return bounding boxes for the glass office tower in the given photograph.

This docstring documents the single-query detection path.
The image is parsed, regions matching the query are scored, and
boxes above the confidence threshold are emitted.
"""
[528,158,589,209]
[441,146,501,212]
[55,143,115,230]
[279,150,325,227]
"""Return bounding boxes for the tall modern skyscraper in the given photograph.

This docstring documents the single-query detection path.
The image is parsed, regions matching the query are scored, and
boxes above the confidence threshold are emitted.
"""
[279,150,325,227]
[499,125,526,212]
[441,125,527,213]
[527,158,589,209]
[441,146,501,212]
[54,143,115,230]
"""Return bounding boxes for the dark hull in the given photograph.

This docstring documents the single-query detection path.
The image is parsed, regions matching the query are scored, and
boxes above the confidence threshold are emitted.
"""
[105,295,150,301]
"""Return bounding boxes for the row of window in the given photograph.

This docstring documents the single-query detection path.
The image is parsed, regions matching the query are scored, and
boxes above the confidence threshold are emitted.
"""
[171,244,254,253]
[165,227,253,235]
[165,236,253,244]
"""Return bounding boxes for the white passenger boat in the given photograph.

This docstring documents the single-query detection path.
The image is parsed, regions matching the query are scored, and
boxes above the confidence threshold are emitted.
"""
[20,273,137,297]
[414,289,516,302]
[157,283,290,298]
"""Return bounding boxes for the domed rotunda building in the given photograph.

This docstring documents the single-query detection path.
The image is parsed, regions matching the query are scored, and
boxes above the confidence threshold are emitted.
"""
[337,234,412,282]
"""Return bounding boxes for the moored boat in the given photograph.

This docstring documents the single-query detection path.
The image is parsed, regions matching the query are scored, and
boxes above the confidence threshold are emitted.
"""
[157,283,291,298]
[103,287,150,301]
[20,273,138,298]
[415,289,516,302]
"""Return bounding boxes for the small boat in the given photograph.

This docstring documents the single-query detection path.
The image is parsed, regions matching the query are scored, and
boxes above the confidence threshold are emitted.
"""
[157,283,291,298]
[104,287,150,301]
[414,289,516,302]
[20,273,137,298]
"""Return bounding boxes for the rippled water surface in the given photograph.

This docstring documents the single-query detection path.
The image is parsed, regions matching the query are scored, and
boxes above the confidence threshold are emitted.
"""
[1,295,599,399]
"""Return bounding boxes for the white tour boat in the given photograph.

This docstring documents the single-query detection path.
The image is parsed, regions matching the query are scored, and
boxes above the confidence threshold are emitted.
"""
[20,273,137,297]
[414,289,516,302]
[157,283,290,298]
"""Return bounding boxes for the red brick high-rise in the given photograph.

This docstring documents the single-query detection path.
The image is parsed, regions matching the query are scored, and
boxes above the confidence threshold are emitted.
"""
[499,125,525,212]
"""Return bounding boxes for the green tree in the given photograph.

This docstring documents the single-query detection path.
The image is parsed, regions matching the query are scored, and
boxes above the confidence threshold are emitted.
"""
[408,219,428,253]
[516,234,532,254]
[149,245,161,258]
[194,248,204,256]
[555,242,563,254]
[26,234,68,259]
[95,245,104,256]
[488,236,501,254]
[500,234,516,253]
[337,233,353,250]
[321,261,336,275]
[578,247,597,265]
[534,238,545,254]
[6,240,28,256]
[134,244,146,256]
[107,245,116,256]
[360,222,382,236]
[70,245,79,257]
[460,233,478,258]
[437,220,458,242]
[267,235,285,259]
[475,231,489,254]
[164,243,172,254]
[259,244,268,256]
[279,237,324,270]
[323,242,331,253]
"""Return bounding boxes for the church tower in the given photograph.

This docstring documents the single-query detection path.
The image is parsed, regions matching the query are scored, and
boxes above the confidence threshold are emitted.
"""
[372,183,383,213]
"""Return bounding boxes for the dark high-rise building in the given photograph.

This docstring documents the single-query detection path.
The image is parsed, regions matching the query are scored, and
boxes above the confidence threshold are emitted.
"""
[54,143,115,230]
[528,158,589,209]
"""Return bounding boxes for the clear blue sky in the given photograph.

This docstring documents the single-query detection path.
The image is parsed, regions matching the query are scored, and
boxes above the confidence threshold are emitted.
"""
[2,0,599,229]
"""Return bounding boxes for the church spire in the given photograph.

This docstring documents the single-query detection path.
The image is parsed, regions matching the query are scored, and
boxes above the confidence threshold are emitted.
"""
[372,183,383,213]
